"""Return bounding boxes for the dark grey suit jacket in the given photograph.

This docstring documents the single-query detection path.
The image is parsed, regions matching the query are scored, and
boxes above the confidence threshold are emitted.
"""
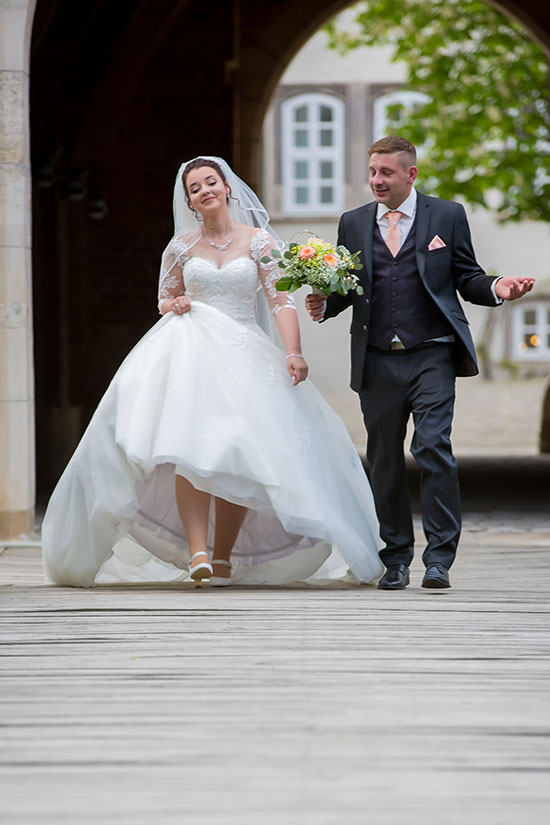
[324,191,499,391]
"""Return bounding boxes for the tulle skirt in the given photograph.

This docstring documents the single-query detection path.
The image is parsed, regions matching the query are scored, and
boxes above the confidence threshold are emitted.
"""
[42,303,383,587]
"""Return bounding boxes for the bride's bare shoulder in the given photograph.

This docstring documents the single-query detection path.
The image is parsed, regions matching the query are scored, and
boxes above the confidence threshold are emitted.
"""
[172,230,199,244]
[241,224,273,244]
[164,231,201,253]
[233,222,259,239]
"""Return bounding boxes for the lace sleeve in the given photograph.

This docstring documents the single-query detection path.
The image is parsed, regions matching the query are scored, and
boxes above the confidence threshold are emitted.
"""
[157,239,189,313]
[251,229,296,316]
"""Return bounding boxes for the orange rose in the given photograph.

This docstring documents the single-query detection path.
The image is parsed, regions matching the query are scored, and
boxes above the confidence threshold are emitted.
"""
[299,245,316,260]
[324,253,338,266]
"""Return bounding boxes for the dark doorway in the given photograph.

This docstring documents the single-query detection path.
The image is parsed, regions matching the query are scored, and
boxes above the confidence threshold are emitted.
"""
[30,0,237,493]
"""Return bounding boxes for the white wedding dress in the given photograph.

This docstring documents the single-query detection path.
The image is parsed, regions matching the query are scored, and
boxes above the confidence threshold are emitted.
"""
[42,228,383,587]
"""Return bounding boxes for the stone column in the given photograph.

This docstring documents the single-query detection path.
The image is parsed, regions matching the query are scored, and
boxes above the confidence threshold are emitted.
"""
[0,0,36,538]
[540,376,550,453]
[347,82,369,211]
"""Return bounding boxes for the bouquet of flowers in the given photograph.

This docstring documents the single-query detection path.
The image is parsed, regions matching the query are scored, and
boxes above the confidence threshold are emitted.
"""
[261,235,363,297]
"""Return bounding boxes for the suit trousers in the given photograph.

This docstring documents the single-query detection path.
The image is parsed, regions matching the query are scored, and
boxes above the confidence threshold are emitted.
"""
[358,342,461,569]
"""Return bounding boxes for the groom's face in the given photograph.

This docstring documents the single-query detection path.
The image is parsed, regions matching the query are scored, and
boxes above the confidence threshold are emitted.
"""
[369,152,417,210]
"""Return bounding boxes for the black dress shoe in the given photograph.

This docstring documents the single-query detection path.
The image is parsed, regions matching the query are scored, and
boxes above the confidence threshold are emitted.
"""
[378,564,410,590]
[422,563,451,589]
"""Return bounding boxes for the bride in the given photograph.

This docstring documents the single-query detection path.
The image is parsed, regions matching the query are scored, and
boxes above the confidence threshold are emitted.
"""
[42,157,383,587]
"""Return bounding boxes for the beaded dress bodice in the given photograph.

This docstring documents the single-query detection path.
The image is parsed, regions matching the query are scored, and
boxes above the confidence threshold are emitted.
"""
[157,228,295,323]
[182,256,260,325]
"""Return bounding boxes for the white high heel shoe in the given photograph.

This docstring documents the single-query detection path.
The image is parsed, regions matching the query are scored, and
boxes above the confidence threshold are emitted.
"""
[188,551,213,587]
[210,559,232,587]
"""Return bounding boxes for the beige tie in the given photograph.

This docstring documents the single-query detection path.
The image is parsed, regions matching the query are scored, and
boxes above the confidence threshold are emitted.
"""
[385,211,403,257]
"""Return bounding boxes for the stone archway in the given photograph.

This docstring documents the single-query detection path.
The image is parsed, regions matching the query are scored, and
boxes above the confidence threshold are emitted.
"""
[0,0,549,537]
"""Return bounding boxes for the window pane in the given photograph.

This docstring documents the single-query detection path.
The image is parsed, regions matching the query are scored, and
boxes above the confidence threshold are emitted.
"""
[523,309,536,325]
[294,161,308,179]
[320,186,333,204]
[294,129,308,147]
[294,106,308,123]
[320,161,333,179]
[320,129,333,147]
[320,105,333,122]
[295,186,309,204]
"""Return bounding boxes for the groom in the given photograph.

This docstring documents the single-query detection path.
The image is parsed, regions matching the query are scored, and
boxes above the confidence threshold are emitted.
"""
[306,136,534,590]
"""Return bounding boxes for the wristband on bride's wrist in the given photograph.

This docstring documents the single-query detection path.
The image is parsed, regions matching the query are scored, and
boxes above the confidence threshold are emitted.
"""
[286,353,304,359]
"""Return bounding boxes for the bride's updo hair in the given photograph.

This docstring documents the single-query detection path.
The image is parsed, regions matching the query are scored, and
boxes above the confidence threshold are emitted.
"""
[182,158,230,208]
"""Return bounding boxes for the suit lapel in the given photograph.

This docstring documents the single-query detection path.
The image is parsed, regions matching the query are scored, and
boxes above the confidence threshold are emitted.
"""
[415,191,430,279]
[362,203,376,287]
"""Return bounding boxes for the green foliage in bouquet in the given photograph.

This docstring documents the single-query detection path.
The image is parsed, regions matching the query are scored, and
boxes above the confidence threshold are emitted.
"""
[261,237,364,297]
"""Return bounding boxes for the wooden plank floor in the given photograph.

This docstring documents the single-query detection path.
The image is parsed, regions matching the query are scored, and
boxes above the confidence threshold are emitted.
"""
[1,522,550,825]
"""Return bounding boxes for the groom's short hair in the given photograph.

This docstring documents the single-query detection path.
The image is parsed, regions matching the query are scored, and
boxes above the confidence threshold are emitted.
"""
[369,136,417,168]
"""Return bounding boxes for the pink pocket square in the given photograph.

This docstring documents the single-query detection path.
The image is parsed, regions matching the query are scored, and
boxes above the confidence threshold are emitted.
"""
[428,235,446,251]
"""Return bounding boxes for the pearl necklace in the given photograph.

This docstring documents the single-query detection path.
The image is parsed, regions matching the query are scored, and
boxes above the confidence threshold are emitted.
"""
[203,225,234,252]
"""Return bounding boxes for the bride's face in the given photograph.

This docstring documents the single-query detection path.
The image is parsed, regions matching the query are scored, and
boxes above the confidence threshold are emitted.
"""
[186,167,230,218]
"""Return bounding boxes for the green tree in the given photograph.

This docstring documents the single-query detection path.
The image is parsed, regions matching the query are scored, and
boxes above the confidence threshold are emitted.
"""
[326,0,550,222]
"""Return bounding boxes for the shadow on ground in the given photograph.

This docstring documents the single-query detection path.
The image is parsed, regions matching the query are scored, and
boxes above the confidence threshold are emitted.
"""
[405,454,550,515]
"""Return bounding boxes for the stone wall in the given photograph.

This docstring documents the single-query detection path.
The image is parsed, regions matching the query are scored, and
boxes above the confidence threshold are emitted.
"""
[0,0,35,538]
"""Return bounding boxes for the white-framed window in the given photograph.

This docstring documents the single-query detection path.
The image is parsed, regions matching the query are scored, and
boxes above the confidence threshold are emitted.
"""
[372,90,429,144]
[282,93,344,215]
[512,301,550,360]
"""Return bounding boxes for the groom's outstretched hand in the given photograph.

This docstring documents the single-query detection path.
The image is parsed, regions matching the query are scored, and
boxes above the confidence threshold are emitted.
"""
[494,276,535,301]
[306,293,327,322]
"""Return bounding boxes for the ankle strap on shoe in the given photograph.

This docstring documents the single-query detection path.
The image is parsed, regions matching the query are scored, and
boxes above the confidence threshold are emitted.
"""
[189,551,209,563]
[212,559,232,568]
